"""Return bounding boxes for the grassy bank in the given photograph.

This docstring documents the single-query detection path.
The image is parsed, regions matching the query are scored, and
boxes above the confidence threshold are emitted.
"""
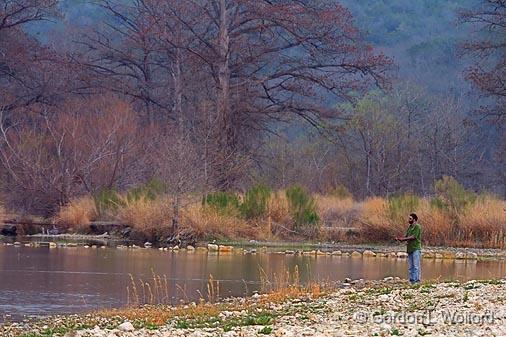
[52,177,506,249]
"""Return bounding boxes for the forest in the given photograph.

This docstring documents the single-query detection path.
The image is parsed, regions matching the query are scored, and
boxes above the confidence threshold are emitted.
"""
[0,0,504,246]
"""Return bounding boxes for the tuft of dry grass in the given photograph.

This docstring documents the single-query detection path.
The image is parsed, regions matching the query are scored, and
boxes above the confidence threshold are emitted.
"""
[416,200,453,246]
[314,194,356,227]
[458,196,506,248]
[356,195,506,248]
[267,191,290,224]
[357,197,398,242]
[179,202,259,240]
[102,267,329,326]
[56,196,97,232]
[116,195,172,233]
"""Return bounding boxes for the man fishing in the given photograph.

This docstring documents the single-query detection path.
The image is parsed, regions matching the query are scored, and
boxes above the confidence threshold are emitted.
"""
[396,213,422,284]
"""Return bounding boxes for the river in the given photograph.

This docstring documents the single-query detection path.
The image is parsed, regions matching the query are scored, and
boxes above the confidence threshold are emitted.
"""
[1,244,505,322]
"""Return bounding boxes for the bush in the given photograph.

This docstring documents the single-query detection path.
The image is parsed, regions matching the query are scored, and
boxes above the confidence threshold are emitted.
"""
[387,193,420,224]
[56,196,98,232]
[285,186,320,234]
[202,191,240,215]
[94,188,125,217]
[240,184,271,219]
[126,178,166,202]
[116,195,172,241]
[434,176,476,212]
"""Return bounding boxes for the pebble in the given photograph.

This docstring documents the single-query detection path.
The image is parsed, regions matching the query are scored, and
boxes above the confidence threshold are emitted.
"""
[118,322,135,332]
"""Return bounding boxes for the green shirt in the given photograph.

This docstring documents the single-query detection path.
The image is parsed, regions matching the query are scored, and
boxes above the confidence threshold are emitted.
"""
[406,223,422,253]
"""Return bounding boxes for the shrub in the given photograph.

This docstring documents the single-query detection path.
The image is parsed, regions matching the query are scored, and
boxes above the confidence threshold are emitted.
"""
[285,186,320,235]
[94,188,124,217]
[240,184,271,219]
[56,196,98,232]
[434,176,476,212]
[387,193,420,224]
[115,195,172,241]
[181,202,256,240]
[358,197,396,242]
[458,195,506,248]
[126,178,166,202]
[314,194,356,227]
[202,192,240,215]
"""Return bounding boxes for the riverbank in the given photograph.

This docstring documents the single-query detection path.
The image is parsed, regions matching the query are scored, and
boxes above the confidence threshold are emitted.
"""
[2,236,505,261]
[44,182,506,249]
[2,279,505,337]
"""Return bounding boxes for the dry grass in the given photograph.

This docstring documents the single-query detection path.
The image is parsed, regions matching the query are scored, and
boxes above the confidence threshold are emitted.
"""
[416,200,453,246]
[55,190,505,248]
[357,197,398,242]
[179,202,260,240]
[116,195,172,233]
[55,196,97,232]
[356,196,506,248]
[267,191,290,224]
[458,196,506,248]
[314,194,356,227]
[101,267,328,326]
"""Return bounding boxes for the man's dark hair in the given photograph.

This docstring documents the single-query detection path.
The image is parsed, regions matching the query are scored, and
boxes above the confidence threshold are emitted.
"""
[410,213,418,221]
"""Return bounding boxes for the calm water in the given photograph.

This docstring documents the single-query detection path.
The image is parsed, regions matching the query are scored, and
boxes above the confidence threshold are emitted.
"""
[1,245,505,321]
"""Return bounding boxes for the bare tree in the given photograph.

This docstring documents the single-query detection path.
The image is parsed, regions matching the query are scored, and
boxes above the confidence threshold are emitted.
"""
[0,95,142,215]
[459,0,506,123]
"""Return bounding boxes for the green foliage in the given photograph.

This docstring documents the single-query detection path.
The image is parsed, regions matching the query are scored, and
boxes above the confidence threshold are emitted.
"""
[240,184,271,219]
[286,186,320,233]
[387,193,420,223]
[93,178,166,216]
[126,178,165,202]
[259,326,273,334]
[175,319,190,329]
[203,192,240,215]
[94,188,124,216]
[434,176,476,211]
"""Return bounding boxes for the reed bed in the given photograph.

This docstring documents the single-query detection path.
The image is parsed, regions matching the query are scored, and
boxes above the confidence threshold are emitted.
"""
[54,186,505,248]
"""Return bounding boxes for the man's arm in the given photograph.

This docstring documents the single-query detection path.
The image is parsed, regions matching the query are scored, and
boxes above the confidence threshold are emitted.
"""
[396,235,415,242]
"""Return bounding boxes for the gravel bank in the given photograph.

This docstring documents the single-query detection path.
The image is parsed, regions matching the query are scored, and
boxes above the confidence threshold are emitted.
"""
[2,279,505,337]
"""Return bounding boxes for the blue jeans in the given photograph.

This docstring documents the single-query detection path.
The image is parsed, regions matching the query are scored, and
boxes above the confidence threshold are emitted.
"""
[408,250,421,283]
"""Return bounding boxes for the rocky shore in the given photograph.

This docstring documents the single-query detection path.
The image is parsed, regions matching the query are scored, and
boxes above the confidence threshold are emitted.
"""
[2,238,505,261]
[2,279,505,337]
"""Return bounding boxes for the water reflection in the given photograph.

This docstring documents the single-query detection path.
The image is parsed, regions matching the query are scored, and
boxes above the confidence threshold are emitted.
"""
[0,246,504,321]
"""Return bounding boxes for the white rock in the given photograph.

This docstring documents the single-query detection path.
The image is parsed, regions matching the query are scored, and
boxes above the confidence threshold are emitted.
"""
[378,294,390,302]
[118,322,135,332]
[397,252,408,258]
[363,250,376,257]
[207,243,219,251]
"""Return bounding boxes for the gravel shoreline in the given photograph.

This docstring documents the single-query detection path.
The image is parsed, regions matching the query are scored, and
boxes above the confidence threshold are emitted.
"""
[2,238,505,261]
[2,279,505,337]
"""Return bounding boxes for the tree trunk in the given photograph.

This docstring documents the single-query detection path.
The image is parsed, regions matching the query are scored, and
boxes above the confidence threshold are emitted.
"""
[215,0,234,189]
